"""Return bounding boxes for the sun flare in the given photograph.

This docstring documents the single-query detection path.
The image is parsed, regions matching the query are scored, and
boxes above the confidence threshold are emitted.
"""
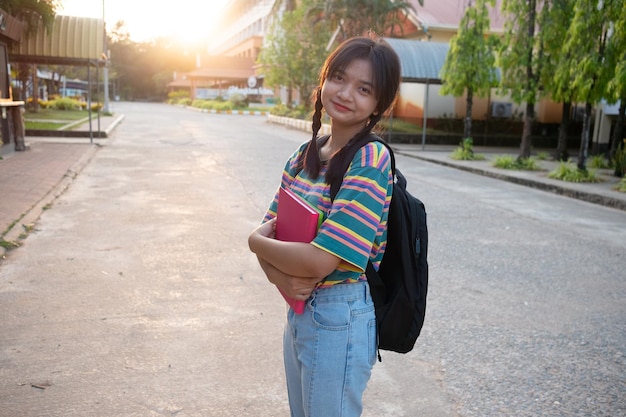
[59,0,229,46]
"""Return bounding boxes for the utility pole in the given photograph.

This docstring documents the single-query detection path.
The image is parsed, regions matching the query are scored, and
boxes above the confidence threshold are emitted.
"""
[102,0,110,113]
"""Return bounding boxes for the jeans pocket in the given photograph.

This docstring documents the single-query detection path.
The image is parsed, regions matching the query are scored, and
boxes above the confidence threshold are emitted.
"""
[311,301,351,330]
[368,318,377,366]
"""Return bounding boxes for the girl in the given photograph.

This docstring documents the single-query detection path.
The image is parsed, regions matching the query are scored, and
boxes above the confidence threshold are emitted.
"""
[248,36,401,417]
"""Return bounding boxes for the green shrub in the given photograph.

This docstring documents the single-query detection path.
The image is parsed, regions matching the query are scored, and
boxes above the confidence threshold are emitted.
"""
[616,176,626,192]
[49,97,81,110]
[270,104,291,117]
[492,155,541,170]
[450,138,485,161]
[588,154,610,169]
[535,151,550,160]
[214,101,233,111]
[548,161,600,182]
[168,90,189,101]
[229,93,248,108]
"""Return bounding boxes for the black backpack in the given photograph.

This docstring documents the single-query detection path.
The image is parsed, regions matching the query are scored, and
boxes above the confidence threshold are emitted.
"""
[327,134,429,357]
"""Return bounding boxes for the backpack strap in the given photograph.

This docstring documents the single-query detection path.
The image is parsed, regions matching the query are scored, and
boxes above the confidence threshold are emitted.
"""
[329,133,396,201]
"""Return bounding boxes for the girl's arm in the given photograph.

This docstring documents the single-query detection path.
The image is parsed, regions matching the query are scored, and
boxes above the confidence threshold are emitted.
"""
[248,218,341,281]
[255,256,321,300]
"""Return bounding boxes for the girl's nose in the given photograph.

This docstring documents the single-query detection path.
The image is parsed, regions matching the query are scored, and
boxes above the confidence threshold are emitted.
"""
[337,86,352,100]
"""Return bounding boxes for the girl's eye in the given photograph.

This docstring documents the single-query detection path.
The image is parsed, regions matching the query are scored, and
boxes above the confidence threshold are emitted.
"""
[332,73,344,81]
[359,86,372,95]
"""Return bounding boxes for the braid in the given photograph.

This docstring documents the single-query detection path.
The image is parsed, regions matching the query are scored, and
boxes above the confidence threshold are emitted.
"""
[304,88,324,178]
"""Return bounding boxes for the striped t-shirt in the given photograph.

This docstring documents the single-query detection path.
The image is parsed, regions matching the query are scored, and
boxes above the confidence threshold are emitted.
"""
[263,140,393,286]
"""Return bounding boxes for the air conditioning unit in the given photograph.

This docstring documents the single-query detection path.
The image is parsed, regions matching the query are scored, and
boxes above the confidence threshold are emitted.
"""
[491,102,513,118]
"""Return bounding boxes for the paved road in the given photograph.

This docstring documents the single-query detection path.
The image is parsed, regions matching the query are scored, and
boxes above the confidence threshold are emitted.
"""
[1,102,624,417]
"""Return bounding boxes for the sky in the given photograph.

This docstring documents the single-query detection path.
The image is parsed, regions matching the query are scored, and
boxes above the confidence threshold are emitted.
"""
[58,0,230,44]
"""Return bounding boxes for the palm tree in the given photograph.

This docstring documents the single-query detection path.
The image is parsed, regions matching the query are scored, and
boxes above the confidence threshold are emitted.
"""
[308,0,417,45]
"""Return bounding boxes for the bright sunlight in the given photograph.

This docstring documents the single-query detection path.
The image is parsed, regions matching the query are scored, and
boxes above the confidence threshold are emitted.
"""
[59,0,229,45]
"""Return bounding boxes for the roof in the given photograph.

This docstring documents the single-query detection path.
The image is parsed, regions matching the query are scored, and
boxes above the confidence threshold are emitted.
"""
[9,15,105,66]
[384,38,448,84]
[406,0,506,31]
[0,9,25,43]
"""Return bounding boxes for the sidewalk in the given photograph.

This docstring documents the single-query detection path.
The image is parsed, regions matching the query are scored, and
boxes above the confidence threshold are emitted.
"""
[0,114,124,255]
[393,143,626,212]
[1,116,625,260]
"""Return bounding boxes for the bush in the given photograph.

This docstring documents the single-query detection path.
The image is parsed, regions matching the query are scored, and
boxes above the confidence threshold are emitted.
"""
[588,154,610,169]
[49,97,81,110]
[168,90,189,101]
[492,155,541,170]
[229,93,248,108]
[548,161,600,182]
[616,176,626,193]
[450,138,485,161]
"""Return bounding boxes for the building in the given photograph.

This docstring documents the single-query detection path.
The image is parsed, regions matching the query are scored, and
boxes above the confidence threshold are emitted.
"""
[182,0,618,150]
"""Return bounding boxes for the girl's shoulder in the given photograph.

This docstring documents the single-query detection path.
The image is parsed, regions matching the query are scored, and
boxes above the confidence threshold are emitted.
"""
[285,141,311,173]
[349,140,392,171]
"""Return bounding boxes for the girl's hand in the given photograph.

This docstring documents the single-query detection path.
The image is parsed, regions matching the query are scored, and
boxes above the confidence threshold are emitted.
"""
[251,218,276,239]
[278,276,320,300]
[257,257,319,300]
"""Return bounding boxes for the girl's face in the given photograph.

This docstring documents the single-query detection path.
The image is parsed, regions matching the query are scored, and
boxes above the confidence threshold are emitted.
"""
[321,58,379,131]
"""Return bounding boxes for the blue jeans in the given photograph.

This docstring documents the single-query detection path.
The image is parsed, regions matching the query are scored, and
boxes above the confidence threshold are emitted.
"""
[283,281,377,417]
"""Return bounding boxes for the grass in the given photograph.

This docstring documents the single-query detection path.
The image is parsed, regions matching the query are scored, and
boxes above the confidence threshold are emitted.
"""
[588,154,611,169]
[25,121,68,130]
[23,109,96,130]
[450,138,485,161]
[548,161,600,183]
[492,155,541,170]
[616,177,626,192]
[24,109,89,121]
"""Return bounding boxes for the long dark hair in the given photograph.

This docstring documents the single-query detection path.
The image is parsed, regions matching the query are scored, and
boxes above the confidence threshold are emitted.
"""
[304,36,401,185]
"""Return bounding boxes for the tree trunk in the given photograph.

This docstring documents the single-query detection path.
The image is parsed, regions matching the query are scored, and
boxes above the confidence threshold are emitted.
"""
[519,102,534,159]
[611,97,625,177]
[464,88,473,139]
[31,64,39,112]
[610,97,625,156]
[554,101,571,161]
[577,101,593,171]
[287,81,293,108]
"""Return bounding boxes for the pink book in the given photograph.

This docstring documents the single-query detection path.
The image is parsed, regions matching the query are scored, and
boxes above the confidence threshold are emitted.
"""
[274,187,322,314]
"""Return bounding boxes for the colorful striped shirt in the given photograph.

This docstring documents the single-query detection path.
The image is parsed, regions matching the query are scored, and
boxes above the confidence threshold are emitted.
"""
[263,140,393,286]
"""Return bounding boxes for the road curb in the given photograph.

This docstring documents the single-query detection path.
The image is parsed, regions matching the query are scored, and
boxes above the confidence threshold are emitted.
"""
[396,151,626,212]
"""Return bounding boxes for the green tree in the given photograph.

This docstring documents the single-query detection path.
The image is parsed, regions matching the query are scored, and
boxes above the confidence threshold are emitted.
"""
[499,0,545,160]
[605,2,626,162]
[309,0,416,44]
[259,0,330,109]
[539,0,576,161]
[0,0,58,33]
[554,0,620,170]
[1,0,59,107]
[440,0,498,140]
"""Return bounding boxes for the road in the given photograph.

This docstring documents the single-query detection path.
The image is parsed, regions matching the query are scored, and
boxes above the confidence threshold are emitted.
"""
[1,102,624,417]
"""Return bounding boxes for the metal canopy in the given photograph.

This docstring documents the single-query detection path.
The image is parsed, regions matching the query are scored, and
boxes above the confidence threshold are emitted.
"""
[8,15,105,67]
[383,38,448,85]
